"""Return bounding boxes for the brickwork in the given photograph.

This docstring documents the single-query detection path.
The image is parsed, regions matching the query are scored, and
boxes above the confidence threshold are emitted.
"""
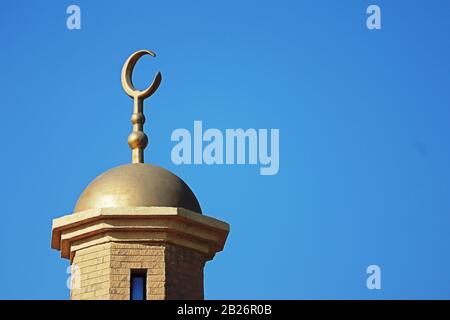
[109,243,166,300]
[70,242,207,300]
[70,242,112,300]
[165,244,205,300]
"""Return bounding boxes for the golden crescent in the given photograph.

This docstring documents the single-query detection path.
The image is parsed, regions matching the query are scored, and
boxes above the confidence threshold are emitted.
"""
[121,49,162,99]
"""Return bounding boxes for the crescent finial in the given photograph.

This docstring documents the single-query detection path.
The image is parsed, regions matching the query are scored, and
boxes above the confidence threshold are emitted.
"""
[121,50,162,99]
[121,50,162,164]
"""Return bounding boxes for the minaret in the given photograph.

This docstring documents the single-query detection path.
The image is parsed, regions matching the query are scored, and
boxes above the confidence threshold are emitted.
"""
[51,50,229,300]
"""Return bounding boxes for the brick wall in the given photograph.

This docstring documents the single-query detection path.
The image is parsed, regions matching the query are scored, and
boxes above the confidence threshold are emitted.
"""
[70,242,207,300]
[70,242,112,300]
[165,244,205,300]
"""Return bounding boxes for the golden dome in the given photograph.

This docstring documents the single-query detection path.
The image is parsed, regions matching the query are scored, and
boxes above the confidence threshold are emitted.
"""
[74,163,202,213]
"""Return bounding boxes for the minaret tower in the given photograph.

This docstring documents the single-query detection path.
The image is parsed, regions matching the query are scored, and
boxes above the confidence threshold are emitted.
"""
[51,50,229,300]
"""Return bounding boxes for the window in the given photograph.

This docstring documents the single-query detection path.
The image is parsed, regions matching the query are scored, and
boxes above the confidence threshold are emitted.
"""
[130,269,147,300]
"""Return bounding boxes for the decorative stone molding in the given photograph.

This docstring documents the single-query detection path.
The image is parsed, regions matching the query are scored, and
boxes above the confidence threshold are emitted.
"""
[51,207,229,262]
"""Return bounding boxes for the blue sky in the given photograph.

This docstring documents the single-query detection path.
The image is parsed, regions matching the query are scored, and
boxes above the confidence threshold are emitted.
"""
[0,0,450,299]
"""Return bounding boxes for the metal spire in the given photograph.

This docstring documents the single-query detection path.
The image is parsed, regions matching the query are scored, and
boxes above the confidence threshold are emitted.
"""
[121,50,162,163]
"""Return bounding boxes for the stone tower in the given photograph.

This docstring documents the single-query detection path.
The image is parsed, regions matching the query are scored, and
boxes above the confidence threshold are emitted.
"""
[50,50,229,300]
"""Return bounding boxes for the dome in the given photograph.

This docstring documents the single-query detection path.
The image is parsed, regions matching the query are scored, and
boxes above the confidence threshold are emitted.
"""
[74,163,202,213]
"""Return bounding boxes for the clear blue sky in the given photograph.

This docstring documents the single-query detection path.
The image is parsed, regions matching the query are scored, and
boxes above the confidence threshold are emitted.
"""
[0,0,449,299]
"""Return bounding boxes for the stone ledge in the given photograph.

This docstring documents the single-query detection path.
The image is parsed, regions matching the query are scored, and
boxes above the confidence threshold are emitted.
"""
[51,207,229,261]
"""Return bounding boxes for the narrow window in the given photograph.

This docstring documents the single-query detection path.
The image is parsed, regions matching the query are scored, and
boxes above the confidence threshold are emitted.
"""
[130,269,147,300]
